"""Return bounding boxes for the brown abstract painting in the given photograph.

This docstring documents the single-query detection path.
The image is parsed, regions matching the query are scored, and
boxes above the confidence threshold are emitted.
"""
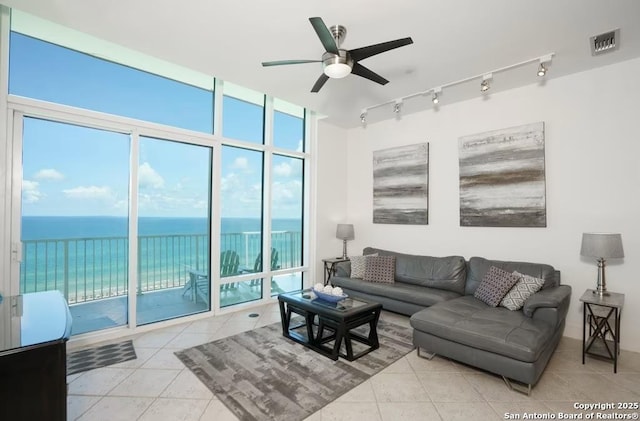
[458,122,546,227]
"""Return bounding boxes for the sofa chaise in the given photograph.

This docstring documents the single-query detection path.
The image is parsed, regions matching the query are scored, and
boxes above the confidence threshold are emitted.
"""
[331,247,572,394]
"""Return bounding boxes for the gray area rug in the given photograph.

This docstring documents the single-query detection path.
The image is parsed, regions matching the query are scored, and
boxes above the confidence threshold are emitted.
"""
[175,319,414,421]
[67,339,137,375]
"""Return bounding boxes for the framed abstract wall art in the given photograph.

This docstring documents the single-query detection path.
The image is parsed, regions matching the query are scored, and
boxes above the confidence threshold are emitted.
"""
[373,142,429,225]
[458,122,546,227]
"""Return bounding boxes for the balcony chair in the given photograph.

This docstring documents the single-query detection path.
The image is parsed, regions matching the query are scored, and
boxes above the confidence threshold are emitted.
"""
[243,248,281,288]
[220,250,241,290]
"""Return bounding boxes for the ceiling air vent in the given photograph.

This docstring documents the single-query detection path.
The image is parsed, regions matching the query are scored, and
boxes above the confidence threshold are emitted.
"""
[590,29,620,56]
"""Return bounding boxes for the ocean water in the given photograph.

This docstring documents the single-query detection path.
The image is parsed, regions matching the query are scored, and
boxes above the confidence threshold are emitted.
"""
[21,216,301,240]
[20,216,302,302]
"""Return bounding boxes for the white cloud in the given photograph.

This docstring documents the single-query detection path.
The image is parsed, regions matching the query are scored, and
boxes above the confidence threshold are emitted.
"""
[296,139,304,153]
[63,185,112,199]
[232,157,249,170]
[34,168,64,181]
[273,162,292,177]
[22,180,42,203]
[138,162,165,189]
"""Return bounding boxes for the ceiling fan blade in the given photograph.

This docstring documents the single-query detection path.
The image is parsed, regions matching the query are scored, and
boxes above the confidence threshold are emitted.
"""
[311,74,330,93]
[262,59,321,67]
[309,17,339,54]
[351,62,389,85]
[349,37,413,61]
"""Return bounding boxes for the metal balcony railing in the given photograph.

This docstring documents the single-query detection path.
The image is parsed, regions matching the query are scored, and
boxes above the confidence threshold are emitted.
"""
[19,231,302,304]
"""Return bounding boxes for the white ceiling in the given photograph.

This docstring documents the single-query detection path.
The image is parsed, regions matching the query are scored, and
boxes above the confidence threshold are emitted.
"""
[4,0,640,128]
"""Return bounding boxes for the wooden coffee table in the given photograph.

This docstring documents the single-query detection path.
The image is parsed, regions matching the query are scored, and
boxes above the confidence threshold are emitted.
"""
[278,290,382,361]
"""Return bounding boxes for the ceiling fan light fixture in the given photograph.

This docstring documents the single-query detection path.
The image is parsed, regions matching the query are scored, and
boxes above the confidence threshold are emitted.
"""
[324,62,352,78]
[322,51,353,79]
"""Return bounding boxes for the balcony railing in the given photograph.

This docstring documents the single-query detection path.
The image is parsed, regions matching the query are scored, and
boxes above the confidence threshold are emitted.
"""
[20,231,302,304]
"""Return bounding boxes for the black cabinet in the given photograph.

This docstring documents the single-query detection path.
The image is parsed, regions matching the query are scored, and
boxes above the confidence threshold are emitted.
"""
[0,291,72,421]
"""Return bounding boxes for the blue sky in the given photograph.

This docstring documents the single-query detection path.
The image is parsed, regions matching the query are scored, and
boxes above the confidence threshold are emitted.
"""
[12,32,303,219]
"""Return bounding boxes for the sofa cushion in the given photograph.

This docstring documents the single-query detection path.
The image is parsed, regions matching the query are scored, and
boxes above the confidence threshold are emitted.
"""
[500,271,545,311]
[410,296,556,362]
[465,257,558,296]
[363,256,395,283]
[473,266,519,307]
[349,254,378,279]
[363,247,467,294]
[331,276,461,307]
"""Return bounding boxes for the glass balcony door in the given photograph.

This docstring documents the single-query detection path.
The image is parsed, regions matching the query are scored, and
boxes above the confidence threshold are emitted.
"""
[18,117,131,335]
[136,136,212,325]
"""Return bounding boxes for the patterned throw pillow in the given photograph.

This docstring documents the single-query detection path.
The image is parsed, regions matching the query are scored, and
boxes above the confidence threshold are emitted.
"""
[473,266,520,307]
[350,254,378,279]
[500,271,545,311]
[363,256,396,283]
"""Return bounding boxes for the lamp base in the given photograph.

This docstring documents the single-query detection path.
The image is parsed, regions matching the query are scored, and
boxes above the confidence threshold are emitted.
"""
[592,289,610,297]
[593,259,609,297]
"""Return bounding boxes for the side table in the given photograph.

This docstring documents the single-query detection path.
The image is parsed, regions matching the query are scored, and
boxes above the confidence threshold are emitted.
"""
[580,289,624,373]
[322,257,349,285]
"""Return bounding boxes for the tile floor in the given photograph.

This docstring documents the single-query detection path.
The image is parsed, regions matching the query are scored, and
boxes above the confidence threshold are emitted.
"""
[67,303,640,421]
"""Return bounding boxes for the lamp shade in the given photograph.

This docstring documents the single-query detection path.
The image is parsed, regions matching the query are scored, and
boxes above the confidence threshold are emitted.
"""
[336,224,355,240]
[580,233,624,259]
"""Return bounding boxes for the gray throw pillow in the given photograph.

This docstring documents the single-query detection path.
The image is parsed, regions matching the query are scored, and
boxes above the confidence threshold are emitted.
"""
[363,256,396,283]
[474,266,520,307]
[500,271,545,311]
[349,253,378,279]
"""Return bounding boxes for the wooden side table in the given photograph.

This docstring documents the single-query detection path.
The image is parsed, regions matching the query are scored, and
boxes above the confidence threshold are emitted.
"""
[322,257,349,285]
[580,289,624,373]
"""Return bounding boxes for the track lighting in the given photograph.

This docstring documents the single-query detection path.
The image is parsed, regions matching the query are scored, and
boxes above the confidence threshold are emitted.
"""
[432,87,441,104]
[480,74,492,92]
[359,53,554,123]
[537,62,547,77]
[537,54,552,77]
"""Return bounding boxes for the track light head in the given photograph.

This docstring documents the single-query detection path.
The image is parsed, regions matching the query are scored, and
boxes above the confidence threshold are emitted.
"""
[481,74,492,92]
[360,109,367,124]
[537,54,553,77]
[537,62,547,77]
[432,87,442,104]
[393,100,402,113]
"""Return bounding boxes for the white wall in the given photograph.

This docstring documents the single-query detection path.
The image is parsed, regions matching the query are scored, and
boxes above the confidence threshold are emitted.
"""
[313,120,349,283]
[338,57,640,351]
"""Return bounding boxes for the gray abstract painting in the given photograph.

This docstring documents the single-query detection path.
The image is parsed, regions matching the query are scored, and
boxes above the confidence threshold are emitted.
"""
[459,122,546,227]
[373,143,429,225]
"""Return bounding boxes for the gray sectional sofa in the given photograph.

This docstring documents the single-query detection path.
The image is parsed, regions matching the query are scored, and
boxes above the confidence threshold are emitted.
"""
[331,247,572,394]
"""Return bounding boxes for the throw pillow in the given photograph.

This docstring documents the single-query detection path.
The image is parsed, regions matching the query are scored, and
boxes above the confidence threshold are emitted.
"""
[500,271,545,311]
[473,266,520,307]
[363,256,396,283]
[349,253,378,279]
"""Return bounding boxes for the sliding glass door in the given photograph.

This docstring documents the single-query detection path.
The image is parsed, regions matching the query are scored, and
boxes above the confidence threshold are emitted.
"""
[19,117,130,335]
[136,136,212,325]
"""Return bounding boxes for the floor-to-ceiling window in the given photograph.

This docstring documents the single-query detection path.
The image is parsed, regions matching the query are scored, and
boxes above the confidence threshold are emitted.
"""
[2,8,311,336]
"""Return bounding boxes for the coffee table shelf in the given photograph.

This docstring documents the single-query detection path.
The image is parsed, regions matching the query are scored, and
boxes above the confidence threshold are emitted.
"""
[278,290,382,361]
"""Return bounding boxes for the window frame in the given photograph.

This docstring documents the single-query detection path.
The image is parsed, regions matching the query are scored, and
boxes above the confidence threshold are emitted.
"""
[1,11,315,335]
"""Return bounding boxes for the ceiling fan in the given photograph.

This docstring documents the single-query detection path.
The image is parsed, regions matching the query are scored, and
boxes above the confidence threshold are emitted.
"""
[262,17,414,93]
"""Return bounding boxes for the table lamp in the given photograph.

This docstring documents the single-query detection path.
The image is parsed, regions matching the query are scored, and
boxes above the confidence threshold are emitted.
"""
[580,233,624,296]
[336,224,355,259]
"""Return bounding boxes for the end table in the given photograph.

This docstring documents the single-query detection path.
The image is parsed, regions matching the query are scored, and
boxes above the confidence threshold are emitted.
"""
[580,289,624,373]
[322,257,349,285]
